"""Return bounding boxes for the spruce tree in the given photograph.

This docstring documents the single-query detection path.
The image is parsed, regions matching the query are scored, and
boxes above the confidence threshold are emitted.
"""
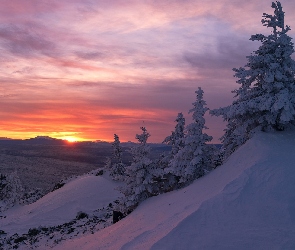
[162,113,186,190]
[110,134,125,181]
[211,1,295,160]
[171,88,215,185]
[117,127,155,213]
[163,112,186,157]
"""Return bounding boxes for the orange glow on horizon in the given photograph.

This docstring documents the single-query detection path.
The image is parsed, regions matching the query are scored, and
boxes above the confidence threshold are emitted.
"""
[0,103,178,143]
[59,136,81,142]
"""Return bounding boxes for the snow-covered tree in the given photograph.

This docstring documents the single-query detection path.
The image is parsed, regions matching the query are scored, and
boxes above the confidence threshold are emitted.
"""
[161,112,186,190]
[0,172,24,212]
[211,1,295,160]
[117,127,155,213]
[110,134,125,181]
[163,112,185,156]
[112,134,123,161]
[170,88,215,185]
[104,157,112,171]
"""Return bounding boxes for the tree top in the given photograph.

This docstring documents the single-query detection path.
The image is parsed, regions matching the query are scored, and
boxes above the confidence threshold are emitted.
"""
[261,1,291,36]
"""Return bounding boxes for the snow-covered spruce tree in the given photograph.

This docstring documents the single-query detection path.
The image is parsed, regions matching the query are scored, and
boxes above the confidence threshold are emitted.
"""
[211,1,295,160]
[0,172,24,212]
[163,112,186,157]
[117,127,155,213]
[110,134,125,181]
[104,157,112,171]
[171,88,215,185]
[161,112,186,191]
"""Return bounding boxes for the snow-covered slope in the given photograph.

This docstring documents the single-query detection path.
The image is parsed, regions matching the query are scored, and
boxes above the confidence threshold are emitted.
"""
[1,175,122,235]
[57,130,295,250]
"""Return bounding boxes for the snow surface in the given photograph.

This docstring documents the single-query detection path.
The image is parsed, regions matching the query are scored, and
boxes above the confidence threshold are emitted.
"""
[1,175,122,235]
[56,130,295,250]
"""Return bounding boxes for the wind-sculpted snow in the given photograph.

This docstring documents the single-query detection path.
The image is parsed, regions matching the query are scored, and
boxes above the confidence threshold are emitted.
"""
[152,132,295,249]
[56,130,295,249]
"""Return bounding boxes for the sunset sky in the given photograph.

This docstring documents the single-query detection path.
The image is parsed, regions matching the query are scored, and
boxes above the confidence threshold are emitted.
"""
[1,0,295,143]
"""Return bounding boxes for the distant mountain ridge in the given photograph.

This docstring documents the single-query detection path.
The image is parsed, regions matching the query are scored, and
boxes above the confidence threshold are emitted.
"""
[0,137,13,140]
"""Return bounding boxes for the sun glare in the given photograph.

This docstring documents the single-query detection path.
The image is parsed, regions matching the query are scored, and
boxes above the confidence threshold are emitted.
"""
[62,136,80,143]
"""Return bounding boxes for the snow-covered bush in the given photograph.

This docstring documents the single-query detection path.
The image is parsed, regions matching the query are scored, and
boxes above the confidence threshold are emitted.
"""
[211,1,295,160]
[20,188,44,205]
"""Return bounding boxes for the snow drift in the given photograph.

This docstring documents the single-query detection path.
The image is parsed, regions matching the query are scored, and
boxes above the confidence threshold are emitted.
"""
[1,175,121,235]
[57,130,295,250]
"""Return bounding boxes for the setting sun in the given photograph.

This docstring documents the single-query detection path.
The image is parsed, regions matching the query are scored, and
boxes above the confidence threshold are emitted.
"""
[61,136,81,143]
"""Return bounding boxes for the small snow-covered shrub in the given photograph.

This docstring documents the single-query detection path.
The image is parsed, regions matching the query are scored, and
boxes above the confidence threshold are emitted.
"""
[76,211,88,220]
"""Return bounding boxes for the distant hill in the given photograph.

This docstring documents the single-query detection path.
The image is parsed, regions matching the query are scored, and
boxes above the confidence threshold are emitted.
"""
[0,136,64,146]
[0,137,13,140]
[0,136,89,146]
